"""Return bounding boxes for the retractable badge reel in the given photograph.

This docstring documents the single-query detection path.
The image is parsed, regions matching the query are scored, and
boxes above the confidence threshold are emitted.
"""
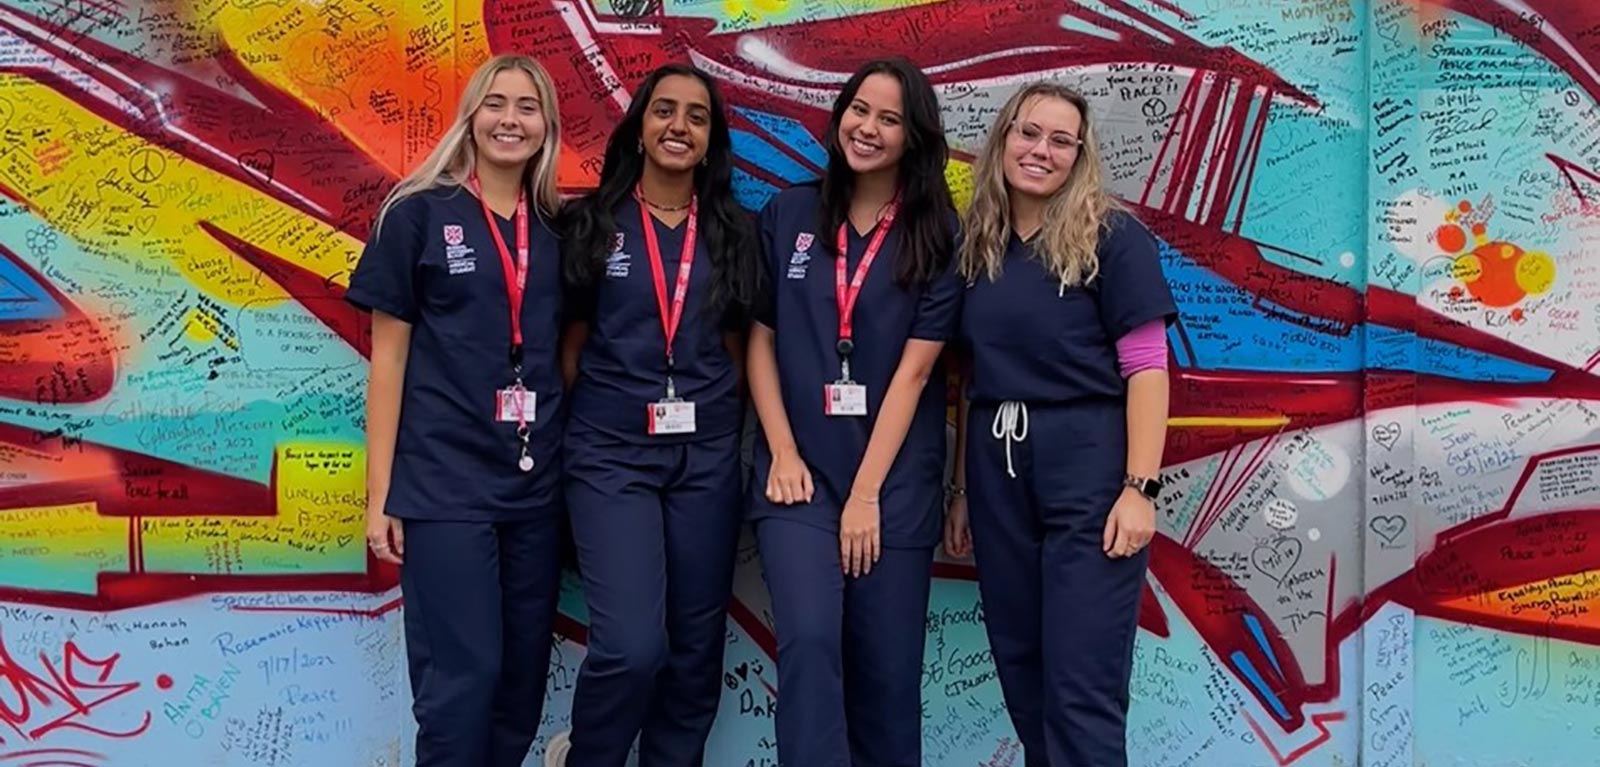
[648,353,697,435]
[825,337,867,416]
[496,349,537,472]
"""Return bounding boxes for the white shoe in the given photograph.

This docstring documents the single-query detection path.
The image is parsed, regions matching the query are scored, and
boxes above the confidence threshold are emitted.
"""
[543,730,571,767]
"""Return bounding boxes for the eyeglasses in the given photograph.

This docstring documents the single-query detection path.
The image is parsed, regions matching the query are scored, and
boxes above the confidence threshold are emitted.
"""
[1008,121,1081,154]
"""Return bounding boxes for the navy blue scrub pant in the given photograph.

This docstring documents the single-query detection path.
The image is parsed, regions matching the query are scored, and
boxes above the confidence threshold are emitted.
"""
[967,400,1148,767]
[401,516,564,767]
[564,427,743,767]
[755,517,933,767]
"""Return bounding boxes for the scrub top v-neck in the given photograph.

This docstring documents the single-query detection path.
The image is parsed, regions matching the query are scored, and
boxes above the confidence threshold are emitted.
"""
[347,186,565,521]
[748,185,961,548]
[567,196,741,443]
[959,209,1177,405]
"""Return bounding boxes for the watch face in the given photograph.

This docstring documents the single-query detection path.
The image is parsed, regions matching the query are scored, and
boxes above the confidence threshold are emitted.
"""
[1130,476,1160,498]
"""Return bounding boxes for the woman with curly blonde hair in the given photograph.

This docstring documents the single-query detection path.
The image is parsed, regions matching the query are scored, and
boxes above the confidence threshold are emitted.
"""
[946,81,1177,767]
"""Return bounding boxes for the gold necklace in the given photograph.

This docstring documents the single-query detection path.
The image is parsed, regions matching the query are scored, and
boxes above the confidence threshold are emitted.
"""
[642,195,693,212]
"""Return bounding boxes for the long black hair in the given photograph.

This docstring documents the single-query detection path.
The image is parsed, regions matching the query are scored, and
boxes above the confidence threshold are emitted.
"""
[819,57,954,285]
[561,63,754,321]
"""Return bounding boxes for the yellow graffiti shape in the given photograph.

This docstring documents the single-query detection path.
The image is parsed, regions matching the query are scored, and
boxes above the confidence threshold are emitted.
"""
[1516,250,1555,295]
[140,443,366,575]
[0,503,128,595]
[0,76,361,307]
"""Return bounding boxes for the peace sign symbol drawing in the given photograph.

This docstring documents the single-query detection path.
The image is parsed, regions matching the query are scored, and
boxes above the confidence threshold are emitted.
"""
[129,148,166,184]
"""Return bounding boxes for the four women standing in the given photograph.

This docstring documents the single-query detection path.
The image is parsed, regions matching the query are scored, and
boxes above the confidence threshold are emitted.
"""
[355,53,1171,767]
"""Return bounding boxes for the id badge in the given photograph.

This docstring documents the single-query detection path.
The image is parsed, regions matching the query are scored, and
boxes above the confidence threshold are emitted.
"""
[647,400,697,435]
[496,388,537,422]
[824,383,867,416]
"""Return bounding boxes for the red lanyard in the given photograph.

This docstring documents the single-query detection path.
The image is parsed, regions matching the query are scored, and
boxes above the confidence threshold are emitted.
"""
[834,200,899,350]
[470,174,530,361]
[636,187,699,369]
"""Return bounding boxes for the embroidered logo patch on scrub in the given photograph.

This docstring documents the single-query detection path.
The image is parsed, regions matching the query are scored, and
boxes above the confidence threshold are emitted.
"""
[443,223,476,274]
[606,233,630,278]
[606,251,631,279]
[788,232,813,280]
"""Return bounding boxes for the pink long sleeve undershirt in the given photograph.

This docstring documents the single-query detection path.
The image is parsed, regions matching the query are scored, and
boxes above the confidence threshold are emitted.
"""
[1115,319,1168,378]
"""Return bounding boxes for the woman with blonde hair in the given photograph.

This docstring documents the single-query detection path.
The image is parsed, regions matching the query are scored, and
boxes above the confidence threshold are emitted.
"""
[945,82,1176,767]
[346,54,567,767]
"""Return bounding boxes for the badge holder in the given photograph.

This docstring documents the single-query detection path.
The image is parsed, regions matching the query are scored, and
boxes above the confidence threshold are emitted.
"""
[824,339,867,416]
[648,354,697,435]
[496,353,537,471]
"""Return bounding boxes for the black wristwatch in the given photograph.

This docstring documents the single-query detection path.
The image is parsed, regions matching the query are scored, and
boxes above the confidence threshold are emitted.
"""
[1125,474,1162,501]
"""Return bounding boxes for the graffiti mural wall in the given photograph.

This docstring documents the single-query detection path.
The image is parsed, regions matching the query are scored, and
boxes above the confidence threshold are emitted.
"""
[0,0,1596,764]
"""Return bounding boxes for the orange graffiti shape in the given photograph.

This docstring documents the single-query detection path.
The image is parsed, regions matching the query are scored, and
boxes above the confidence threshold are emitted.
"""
[1443,199,1556,308]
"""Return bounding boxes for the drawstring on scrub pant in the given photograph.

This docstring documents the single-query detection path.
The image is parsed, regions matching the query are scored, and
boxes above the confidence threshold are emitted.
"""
[991,401,1029,478]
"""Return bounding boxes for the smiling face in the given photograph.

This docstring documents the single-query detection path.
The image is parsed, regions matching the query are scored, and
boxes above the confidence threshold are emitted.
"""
[837,72,906,176]
[1002,94,1084,201]
[640,74,713,174]
[471,68,547,171]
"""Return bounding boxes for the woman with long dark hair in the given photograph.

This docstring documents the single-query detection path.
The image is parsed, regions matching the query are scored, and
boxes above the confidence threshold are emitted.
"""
[746,57,960,767]
[545,63,754,767]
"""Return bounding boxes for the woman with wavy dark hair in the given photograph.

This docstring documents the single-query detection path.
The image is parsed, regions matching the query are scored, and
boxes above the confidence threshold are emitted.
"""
[746,57,960,767]
[546,63,755,767]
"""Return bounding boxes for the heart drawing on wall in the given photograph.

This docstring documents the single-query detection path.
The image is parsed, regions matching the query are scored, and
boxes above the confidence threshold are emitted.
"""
[1370,515,1408,545]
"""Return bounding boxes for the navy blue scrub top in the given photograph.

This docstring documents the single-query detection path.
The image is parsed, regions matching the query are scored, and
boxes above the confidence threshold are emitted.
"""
[959,209,1177,404]
[748,185,961,549]
[346,186,565,521]
[567,197,741,444]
